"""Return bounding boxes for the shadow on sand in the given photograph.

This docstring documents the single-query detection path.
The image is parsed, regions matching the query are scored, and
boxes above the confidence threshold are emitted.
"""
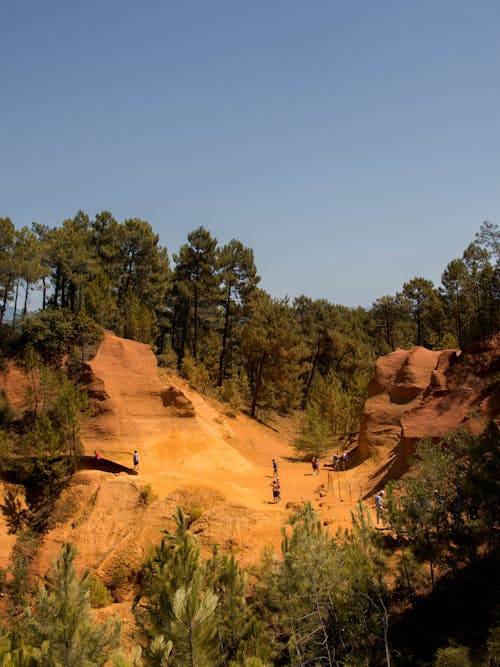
[77,455,137,476]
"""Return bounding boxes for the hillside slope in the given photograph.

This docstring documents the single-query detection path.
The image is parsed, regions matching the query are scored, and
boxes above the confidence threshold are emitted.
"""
[1,332,378,587]
[3,330,498,605]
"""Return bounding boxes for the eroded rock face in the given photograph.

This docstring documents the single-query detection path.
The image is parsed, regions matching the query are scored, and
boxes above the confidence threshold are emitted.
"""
[358,334,500,476]
[79,333,196,447]
[160,387,195,417]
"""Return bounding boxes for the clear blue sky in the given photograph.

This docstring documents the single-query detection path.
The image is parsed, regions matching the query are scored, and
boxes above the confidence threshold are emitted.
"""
[2,1,499,308]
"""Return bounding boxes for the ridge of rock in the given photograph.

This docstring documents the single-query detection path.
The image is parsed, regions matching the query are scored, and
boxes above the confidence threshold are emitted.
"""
[358,333,500,479]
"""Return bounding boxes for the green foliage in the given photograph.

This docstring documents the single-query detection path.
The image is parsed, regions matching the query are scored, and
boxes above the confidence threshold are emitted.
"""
[434,645,471,666]
[295,370,367,458]
[89,576,114,608]
[216,238,260,387]
[0,355,88,532]
[5,533,39,614]
[180,352,210,394]
[110,646,144,667]
[209,549,253,664]
[156,345,178,369]
[109,563,131,602]
[137,483,158,507]
[218,375,250,412]
[0,487,29,534]
[0,629,48,666]
[386,425,500,577]
[250,502,392,666]
[486,624,500,664]
[145,635,172,665]
[170,226,219,365]
[0,390,14,427]
[15,308,103,368]
[140,507,220,666]
[241,291,306,417]
[27,543,121,666]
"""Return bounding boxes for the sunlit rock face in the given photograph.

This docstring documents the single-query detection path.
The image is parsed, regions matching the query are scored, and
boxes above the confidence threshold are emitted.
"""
[358,334,500,477]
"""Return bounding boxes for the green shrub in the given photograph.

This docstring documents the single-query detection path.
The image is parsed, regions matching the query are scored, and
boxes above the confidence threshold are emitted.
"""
[187,504,203,526]
[218,376,249,412]
[89,576,113,608]
[434,645,471,667]
[156,346,177,369]
[180,353,209,393]
[138,483,157,507]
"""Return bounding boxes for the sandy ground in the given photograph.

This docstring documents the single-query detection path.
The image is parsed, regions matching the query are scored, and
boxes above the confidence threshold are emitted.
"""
[74,334,382,567]
[0,333,385,633]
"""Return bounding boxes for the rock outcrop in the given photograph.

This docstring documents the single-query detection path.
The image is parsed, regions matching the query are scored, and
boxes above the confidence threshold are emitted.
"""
[358,333,500,478]
[79,331,197,456]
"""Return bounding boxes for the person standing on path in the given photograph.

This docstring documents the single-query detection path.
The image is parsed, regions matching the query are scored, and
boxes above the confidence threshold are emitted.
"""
[272,458,278,478]
[133,450,140,471]
[374,490,385,524]
[272,478,282,504]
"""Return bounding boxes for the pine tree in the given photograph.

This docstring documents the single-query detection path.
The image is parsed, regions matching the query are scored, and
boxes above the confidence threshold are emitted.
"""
[216,239,259,387]
[0,217,16,324]
[211,550,251,663]
[170,227,219,364]
[140,508,220,666]
[402,277,438,347]
[27,543,120,666]
[168,569,219,666]
[239,291,305,417]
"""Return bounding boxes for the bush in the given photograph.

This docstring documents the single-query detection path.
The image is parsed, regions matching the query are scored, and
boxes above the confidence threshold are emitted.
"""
[180,354,210,393]
[218,376,250,412]
[187,505,203,525]
[138,483,157,507]
[156,346,177,369]
[434,645,471,667]
[89,576,114,608]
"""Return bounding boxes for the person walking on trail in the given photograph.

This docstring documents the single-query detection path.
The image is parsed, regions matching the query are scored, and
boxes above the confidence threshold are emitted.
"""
[342,451,348,470]
[272,458,278,478]
[311,455,317,476]
[374,490,385,524]
[314,457,320,475]
[133,450,140,471]
[272,478,282,504]
[333,453,339,470]
[94,450,101,460]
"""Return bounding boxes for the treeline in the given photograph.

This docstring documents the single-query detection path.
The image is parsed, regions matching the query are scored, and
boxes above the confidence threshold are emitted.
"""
[1,424,498,665]
[1,213,499,429]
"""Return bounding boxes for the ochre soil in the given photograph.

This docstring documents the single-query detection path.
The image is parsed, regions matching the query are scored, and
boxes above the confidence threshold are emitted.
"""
[0,333,387,639]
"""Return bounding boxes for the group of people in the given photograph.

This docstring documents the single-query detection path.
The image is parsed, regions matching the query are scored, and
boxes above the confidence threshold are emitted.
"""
[271,458,282,503]
[311,451,350,476]
[332,451,348,470]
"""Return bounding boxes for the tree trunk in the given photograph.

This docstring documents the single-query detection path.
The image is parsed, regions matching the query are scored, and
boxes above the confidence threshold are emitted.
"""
[12,279,19,325]
[218,292,231,387]
[251,353,266,418]
[23,280,30,315]
[302,346,319,408]
[193,284,199,361]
